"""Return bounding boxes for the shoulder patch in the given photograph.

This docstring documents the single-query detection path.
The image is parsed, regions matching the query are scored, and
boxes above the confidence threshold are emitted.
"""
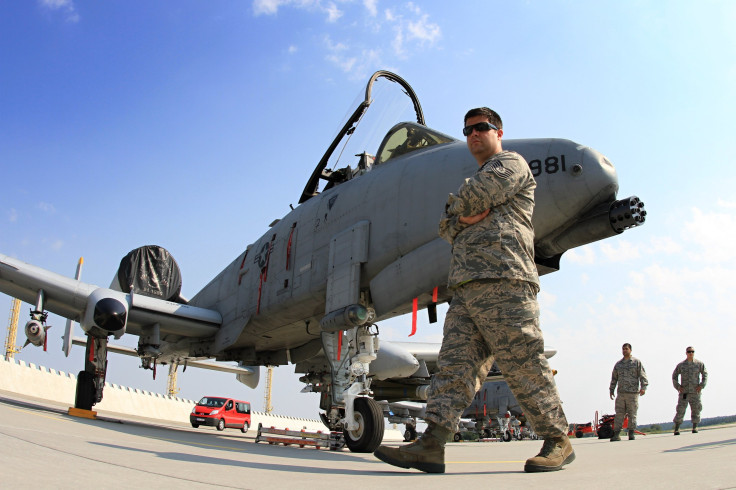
[488,160,513,179]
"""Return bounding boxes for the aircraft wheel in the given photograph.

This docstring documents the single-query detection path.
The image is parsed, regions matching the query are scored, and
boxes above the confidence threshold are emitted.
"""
[403,426,417,442]
[453,432,462,442]
[191,423,199,428]
[241,422,250,433]
[216,419,225,431]
[483,428,492,438]
[343,397,384,453]
[502,430,512,442]
[575,430,584,438]
[597,425,613,439]
[75,371,95,411]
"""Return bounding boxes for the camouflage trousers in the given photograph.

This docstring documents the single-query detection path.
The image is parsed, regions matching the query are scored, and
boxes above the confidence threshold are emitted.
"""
[424,279,568,438]
[614,392,639,431]
[674,392,702,424]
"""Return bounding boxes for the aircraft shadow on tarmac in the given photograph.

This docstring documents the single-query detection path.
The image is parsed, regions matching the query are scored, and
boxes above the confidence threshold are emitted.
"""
[663,438,736,453]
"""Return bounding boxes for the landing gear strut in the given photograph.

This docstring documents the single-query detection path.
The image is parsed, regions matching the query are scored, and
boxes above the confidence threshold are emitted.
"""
[75,335,108,411]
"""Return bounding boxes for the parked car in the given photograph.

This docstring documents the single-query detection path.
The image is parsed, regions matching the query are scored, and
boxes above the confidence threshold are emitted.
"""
[190,396,251,433]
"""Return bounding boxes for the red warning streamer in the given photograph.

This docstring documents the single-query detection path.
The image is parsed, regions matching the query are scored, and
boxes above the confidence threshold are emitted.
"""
[410,297,418,337]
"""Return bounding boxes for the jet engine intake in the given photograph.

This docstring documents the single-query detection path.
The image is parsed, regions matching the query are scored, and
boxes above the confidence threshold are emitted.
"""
[81,288,128,339]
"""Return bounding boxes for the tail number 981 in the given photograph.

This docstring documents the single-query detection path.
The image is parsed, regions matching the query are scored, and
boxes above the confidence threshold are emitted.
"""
[528,155,567,177]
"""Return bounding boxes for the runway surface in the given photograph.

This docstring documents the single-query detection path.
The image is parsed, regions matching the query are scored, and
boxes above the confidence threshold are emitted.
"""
[1,393,734,489]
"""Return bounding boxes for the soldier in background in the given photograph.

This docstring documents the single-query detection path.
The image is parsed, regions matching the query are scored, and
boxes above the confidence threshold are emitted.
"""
[672,346,707,435]
[609,343,648,441]
[374,107,574,474]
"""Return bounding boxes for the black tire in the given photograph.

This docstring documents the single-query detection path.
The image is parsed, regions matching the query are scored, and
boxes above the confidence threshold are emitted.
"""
[598,424,613,439]
[216,419,225,431]
[575,430,584,438]
[191,423,199,428]
[75,371,95,411]
[453,432,462,442]
[343,397,384,453]
[483,428,492,438]
[502,430,512,442]
[403,426,417,442]
[241,422,250,433]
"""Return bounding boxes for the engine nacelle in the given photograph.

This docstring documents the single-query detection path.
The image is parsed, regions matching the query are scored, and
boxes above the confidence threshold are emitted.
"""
[111,245,184,303]
[80,288,129,339]
[24,319,46,347]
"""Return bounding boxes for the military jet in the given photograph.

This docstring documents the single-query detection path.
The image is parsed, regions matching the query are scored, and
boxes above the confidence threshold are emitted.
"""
[0,70,645,453]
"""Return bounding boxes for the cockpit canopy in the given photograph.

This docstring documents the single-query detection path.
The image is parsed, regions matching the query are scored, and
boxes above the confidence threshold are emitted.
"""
[299,70,456,204]
[375,122,454,165]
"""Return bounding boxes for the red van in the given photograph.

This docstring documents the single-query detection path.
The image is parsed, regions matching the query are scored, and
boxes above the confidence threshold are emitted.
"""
[190,397,252,433]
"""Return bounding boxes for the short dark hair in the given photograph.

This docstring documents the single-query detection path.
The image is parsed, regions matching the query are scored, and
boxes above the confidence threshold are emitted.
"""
[464,107,503,129]
[686,346,694,352]
[622,343,632,350]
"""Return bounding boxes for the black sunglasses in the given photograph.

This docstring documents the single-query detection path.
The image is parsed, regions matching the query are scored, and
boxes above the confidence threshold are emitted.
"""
[462,121,499,136]
[687,350,694,353]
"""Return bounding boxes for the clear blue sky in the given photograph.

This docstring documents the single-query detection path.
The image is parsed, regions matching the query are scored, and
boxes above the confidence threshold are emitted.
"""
[1,1,735,425]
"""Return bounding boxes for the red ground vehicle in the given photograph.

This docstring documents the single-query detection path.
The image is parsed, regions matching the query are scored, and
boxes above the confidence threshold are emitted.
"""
[569,411,643,439]
[190,397,251,433]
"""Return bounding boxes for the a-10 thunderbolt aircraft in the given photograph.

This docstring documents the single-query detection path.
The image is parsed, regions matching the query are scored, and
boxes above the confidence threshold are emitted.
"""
[0,71,645,453]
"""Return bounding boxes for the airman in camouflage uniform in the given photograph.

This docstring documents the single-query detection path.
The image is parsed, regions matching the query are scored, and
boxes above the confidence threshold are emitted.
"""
[672,346,707,435]
[374,107,574,474]
[608,343,647,441]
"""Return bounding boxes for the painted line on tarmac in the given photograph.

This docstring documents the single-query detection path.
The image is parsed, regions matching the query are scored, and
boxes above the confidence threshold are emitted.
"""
[5,404,66,421]
[448,460,525,464]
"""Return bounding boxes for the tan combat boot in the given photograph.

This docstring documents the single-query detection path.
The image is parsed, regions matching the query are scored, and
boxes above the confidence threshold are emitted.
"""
[374,423,449,473]
[610,430,621,442]
[524,435,576,473]
[674,424,680,435]
[692,423,698,433]
[628,430,635,440]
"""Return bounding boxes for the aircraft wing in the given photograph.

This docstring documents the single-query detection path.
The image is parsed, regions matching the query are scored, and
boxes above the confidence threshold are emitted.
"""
[0,253,221,339]
[70,336,253,375]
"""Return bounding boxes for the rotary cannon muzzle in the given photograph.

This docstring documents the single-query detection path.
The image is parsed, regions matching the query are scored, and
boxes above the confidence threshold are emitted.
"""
[609,196,646,233]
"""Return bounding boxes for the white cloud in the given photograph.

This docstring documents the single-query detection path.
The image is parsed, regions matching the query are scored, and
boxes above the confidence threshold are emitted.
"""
[565,245,596,265]
[647,235,682,255]
[288,45,298,54]
[252,1,442,71]
[8,208,17,223]
[325,2,343,23]
[253,0,290,16]
[364,0,378,17]
[253,0,342,23]
[599,239,642,262]
[39,0,79,22]
[682,207,736,263]
[386,4,441,58]
[406,14,441,43]
[37,202,56,214]
[323,35,382,80]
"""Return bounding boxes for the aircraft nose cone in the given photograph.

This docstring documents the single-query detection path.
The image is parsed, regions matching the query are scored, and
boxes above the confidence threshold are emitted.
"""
[93,298,127,332]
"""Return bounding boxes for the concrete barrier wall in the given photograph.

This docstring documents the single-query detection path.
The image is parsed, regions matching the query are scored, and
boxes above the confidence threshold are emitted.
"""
[0,358,403,439]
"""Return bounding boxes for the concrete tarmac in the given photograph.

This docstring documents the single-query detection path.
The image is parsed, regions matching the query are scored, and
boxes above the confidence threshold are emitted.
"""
[1,393,734,490]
